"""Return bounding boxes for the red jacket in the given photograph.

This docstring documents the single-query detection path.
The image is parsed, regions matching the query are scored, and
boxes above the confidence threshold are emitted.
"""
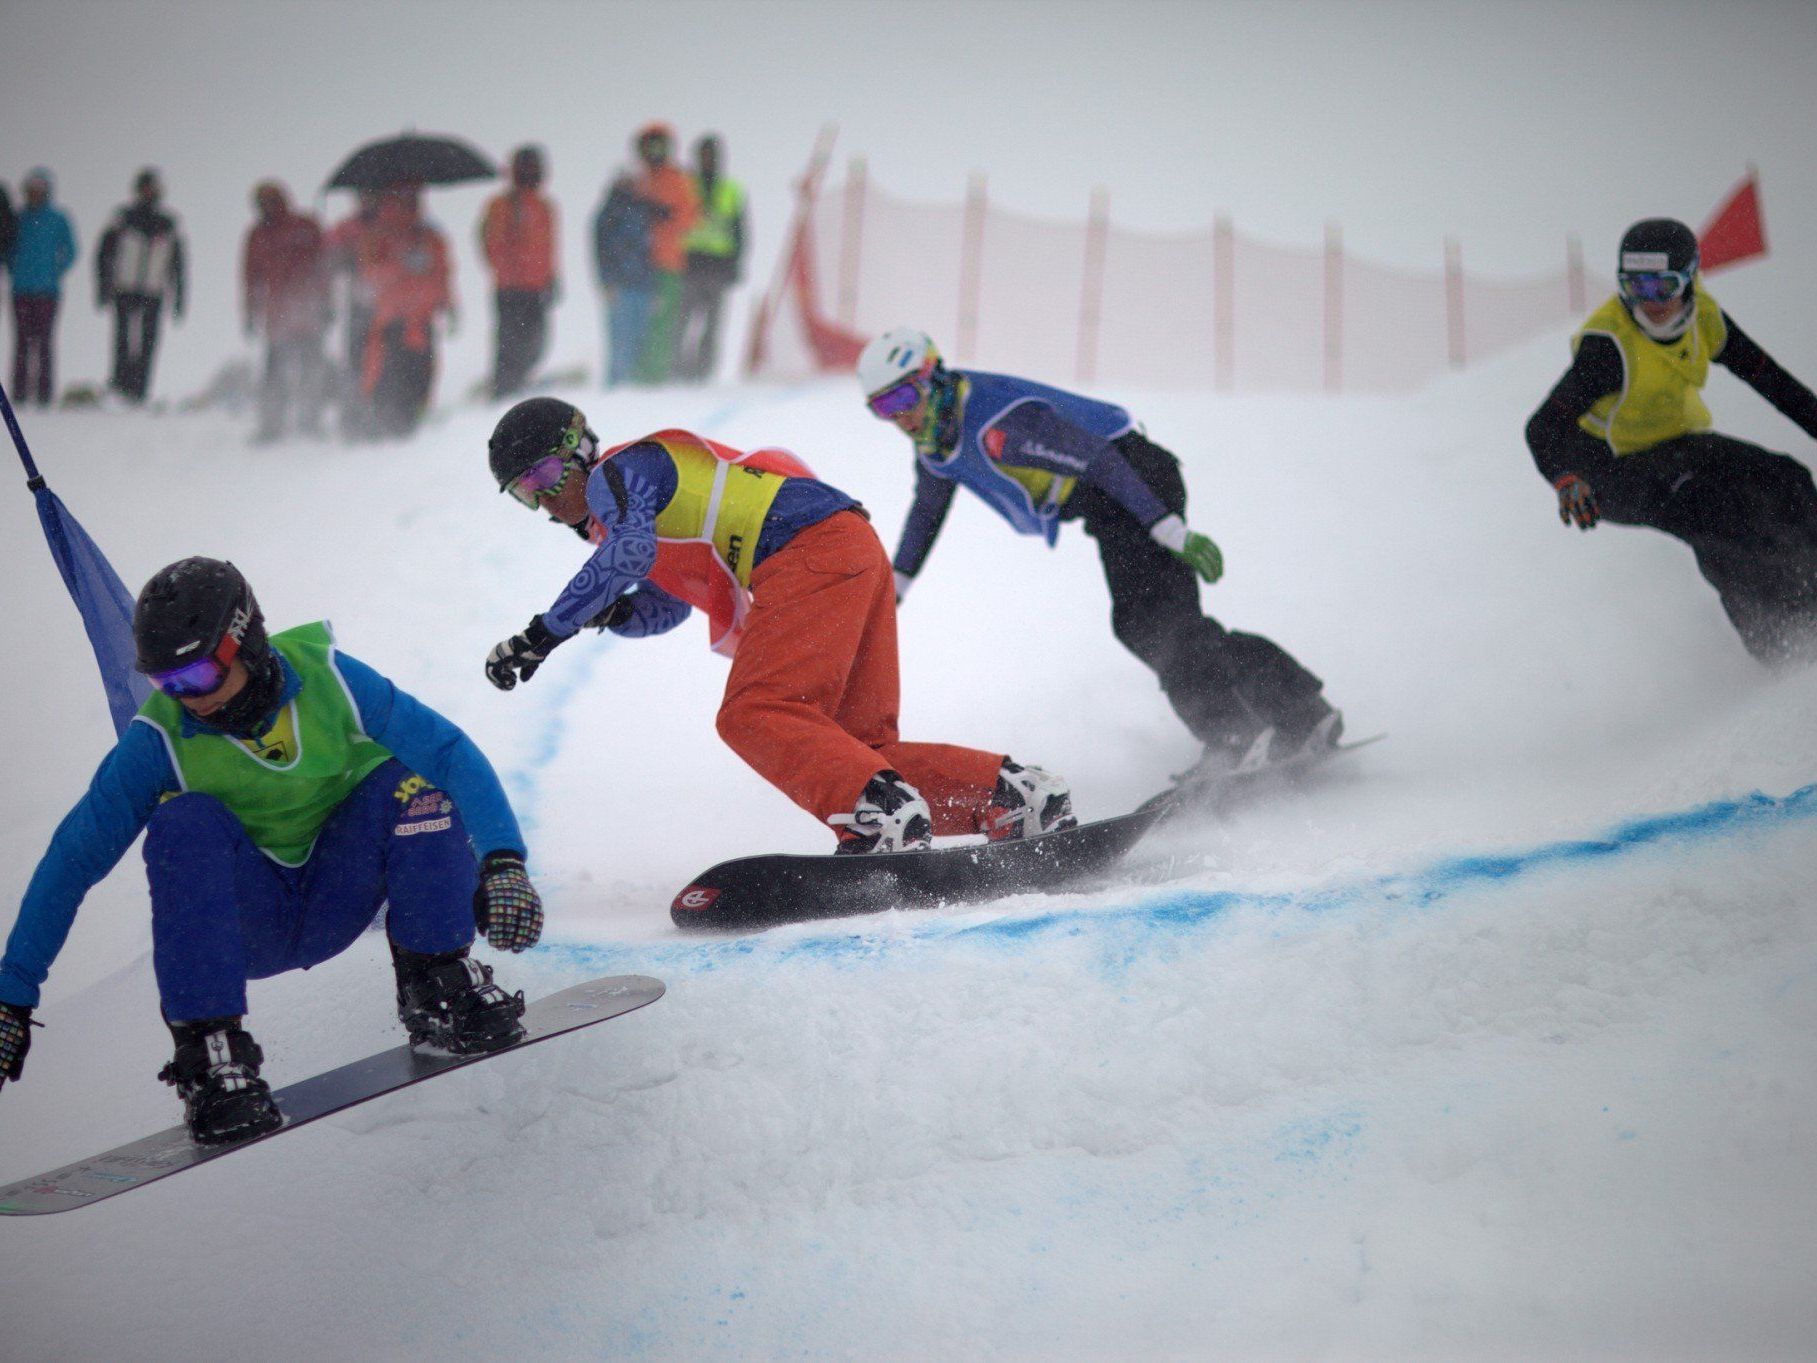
[480,189,557,291]
[243,207,329,339]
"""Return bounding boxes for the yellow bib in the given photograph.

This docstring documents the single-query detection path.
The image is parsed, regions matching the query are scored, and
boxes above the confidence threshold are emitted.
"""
[648,434,788,586]
[1575,288,1727,456]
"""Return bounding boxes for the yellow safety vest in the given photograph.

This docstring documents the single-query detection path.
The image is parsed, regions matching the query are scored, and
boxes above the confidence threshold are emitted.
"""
[1575,288,1728,456]
[683,178,744,259]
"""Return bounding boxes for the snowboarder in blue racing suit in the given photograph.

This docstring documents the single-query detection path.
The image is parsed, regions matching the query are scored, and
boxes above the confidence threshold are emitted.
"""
[0,558,543,1144]
[858,329,1341,771]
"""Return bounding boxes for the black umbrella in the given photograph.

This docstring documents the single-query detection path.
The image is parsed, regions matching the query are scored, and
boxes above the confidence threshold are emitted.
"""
[326,133,495,191]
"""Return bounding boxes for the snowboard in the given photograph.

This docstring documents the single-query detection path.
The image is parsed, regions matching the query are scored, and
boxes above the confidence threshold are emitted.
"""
[0,973,665,1217]
[670,805,1170,931]
[1143,733,1387,813]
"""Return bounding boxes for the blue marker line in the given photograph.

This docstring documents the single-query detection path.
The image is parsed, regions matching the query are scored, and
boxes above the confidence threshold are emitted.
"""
[531,781,1817,978]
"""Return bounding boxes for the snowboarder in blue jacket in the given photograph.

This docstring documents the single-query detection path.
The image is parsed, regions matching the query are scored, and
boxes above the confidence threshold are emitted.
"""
[0,559,543,1144]
[858,329,1340,770]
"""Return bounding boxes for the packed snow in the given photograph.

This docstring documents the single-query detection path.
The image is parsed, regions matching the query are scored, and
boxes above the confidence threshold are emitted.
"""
[2,310,1815,1359]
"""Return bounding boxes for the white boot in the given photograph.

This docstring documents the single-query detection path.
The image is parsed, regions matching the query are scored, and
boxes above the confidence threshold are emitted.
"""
[983,758,1078,842]
[832,771,934,854]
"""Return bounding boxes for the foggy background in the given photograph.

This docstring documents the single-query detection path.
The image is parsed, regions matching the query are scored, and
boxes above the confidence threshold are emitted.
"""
[6,0,1814,403]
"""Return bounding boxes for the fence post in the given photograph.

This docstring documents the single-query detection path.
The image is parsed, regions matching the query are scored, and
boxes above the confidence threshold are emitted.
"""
[1324,220,1343,394]
[1214,215,1234,393]
[957,173,988,364]
[1076,188,1109,386]
[1445,236,1466,369]
[1566,232,1586,315]
[836,156,867,330]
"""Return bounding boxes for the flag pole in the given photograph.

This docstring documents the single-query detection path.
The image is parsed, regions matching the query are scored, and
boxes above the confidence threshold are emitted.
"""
[0,380,48,489]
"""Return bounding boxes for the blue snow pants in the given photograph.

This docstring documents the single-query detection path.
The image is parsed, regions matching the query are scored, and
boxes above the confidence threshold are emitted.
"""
[144,759,478,1021]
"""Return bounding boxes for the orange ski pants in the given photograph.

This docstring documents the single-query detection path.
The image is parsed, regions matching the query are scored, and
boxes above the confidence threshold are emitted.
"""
[716,510,1004,838]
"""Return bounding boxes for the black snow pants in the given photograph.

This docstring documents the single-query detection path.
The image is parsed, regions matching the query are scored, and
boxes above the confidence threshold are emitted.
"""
[1572,430,1817,665]
[109,293,163,402]
[1064,431,1328,744]
[491,287,550,399]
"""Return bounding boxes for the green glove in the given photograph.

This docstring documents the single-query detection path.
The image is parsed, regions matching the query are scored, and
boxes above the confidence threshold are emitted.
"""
[1175,530,1224,584]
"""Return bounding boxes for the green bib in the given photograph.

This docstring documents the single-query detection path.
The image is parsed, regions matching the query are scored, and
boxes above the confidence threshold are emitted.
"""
[1575,288,1728,456]
[134,621,393,866]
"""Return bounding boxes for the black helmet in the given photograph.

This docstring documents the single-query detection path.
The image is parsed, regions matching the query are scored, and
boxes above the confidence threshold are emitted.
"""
[487,397,596,494]
[1618,217,1699,277]
[135,557,286,737]
[133,557,267,676]
[1616,218,1699,337]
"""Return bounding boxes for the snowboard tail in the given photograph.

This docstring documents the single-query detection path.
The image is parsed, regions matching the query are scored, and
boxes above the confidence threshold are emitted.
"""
[671,805,1167,931]
[0,974,665,1217]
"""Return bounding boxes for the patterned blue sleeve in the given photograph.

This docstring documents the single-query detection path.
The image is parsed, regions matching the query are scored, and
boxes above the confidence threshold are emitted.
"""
[608,583,692,637]
[0,723,174,1008]
[335,652,527,860]
[542,445,674,637]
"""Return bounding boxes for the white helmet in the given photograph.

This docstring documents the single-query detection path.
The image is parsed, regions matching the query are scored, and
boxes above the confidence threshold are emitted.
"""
[857,327,941,402]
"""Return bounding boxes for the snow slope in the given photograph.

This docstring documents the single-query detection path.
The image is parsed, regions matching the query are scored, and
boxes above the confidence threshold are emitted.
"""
[2,329,1816,1360]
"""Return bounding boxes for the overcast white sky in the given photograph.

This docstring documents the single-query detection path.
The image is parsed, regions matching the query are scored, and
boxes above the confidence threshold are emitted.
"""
[5,0,1814,395]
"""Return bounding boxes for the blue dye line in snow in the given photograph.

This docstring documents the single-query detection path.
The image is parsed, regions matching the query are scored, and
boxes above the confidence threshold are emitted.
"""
[531,781,1817,979]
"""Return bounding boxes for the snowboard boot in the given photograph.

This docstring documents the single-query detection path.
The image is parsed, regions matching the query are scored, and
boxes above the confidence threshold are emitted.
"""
[832,770,934,854]
[982,758,1078,842]
[159,1019,285,1145]
[393,947,527,1055]
[1268,698,1344,765]
[1188,724,1277,781]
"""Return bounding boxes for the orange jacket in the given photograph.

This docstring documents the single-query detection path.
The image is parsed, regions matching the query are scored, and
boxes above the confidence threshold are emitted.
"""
[635,163,698,274]
[480,188,557,291]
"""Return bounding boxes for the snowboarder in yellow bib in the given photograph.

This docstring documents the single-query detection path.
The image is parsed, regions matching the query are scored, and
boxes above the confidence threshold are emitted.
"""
[1526,218,1817,665]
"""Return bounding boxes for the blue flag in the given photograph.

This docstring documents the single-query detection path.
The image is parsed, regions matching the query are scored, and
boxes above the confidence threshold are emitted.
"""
[32,484,150,735]
[5,381,149,736]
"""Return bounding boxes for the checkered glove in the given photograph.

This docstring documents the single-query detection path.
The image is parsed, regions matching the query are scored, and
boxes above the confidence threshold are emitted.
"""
[1555,474,1600,530]
[474,852,543,953]
[0,1001,37,1090]
[485,614,564,691]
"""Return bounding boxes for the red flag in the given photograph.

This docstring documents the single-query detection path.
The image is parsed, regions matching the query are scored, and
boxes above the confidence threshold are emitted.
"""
[1699,169,1767,274]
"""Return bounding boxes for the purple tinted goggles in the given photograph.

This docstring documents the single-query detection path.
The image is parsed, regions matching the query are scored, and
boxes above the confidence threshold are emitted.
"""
[148,635,241,698]
[1619,269,1693,304]
[506,453,575,507]
[867,378,925,419]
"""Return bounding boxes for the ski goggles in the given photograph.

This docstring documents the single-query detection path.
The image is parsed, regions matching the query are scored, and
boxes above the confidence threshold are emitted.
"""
[505,453,578,508]
[1618,269,1694,304]
[147,633,241,698]
[867,377,925,419]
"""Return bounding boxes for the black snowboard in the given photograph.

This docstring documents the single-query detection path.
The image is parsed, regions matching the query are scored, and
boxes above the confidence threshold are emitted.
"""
[670,805,1170,931]
[0,974,665,1217]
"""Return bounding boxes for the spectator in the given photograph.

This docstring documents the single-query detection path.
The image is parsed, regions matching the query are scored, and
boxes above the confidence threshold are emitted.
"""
[96,167,187,404]
[592,169,659,388]
[0,183,16,283]
[630,122,698,385]
[325,189,382,436]
[6,168,76,407]
[479,145,559,399]
[242,181,331,442]
[675,134,746,383]
[361,186,452,439]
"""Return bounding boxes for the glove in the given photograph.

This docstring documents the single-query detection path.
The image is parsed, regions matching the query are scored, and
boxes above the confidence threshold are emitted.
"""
[581,595,633,632]
[473,851,543,952]
[1555,473,1599,530]
[893,570,913,605]
[485,615,564,691]
[1175,531,1225,584]
[0,1001,37,1090]
[1149,513,1224,584]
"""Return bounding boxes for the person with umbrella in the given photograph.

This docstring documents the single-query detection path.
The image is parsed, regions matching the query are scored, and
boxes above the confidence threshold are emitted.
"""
[324,134,490,439]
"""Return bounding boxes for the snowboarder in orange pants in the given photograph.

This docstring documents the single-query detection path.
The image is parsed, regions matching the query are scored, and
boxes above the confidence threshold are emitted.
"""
[481,398,1076,852]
